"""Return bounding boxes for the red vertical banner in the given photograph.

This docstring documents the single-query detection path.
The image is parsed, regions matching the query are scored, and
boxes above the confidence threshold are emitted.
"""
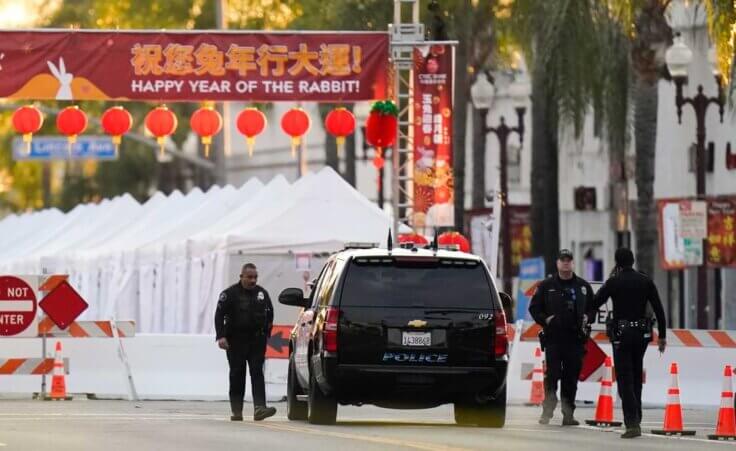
[707,198,736,267]
[412,44,454,228]
[508,205,532,276]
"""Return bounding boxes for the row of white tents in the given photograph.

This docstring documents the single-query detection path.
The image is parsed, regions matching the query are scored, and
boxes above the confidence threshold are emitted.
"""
[0,167,398,334]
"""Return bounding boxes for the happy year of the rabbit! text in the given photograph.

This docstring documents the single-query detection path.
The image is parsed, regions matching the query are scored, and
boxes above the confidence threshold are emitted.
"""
[130,79,362,94]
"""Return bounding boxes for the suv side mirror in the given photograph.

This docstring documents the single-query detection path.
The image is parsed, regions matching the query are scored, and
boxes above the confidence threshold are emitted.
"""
[279,288,310,308]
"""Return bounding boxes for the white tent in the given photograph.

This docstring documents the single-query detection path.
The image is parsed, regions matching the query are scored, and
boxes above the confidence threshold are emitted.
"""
[0,168,404,333]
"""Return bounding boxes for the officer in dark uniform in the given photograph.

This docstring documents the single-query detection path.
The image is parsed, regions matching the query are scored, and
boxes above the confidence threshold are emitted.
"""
[587,248,666,439]
[215,263,277,422]
[529,249,593,426]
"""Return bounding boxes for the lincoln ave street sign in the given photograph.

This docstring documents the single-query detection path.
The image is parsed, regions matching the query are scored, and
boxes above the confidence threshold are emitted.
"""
[12,136,117,161]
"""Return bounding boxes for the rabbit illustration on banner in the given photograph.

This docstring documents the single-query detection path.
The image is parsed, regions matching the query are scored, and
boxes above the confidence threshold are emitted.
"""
[416,147,435,170]
[47,57,73,100]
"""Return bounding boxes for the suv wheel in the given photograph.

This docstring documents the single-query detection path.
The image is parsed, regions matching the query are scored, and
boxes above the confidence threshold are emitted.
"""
[287,356,308,421]
[454,387,506,428]
[307,370,337,425]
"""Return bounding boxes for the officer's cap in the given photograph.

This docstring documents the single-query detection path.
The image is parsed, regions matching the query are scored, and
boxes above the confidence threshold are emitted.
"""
[557,249,574,261]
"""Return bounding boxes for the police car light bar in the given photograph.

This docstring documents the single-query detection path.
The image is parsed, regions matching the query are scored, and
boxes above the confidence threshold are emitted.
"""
[438,244,461,251]
[343,242,379,250]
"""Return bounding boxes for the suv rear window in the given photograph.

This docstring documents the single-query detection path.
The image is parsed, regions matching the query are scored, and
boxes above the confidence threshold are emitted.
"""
[339,258,497,309]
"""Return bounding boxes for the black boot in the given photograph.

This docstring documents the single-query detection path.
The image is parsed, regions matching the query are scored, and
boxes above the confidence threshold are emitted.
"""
[254,406,277,421]
[562,415,580,426]
[621,426,642,439]
[230,399,243,421]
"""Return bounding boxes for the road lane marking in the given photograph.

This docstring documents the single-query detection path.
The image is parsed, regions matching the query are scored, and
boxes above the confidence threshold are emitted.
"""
[580,425,735,446]
[253,421,471,451]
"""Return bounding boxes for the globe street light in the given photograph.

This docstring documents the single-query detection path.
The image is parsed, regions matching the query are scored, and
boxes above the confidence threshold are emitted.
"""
[471,71,528,296]
[665,32,725,329]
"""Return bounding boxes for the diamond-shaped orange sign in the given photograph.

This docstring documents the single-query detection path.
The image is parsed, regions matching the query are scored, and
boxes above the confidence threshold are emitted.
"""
[39,281,88,330]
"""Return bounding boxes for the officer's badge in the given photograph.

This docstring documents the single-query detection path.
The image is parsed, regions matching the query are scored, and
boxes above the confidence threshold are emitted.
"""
[257,292,265,301]
[581,286,587,295]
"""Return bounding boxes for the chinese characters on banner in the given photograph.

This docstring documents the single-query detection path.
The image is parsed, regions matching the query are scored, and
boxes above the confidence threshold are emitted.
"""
[508,205,533,276]
[658,197,736,269]
[0,31,388,101]
[412,44,454,227]
[707,198,736,267]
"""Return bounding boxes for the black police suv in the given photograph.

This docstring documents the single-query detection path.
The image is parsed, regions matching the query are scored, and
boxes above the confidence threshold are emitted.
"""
[278,244,509,426]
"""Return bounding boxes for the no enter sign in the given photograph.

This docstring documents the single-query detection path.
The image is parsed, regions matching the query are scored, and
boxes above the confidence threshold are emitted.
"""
[0,276,38,337]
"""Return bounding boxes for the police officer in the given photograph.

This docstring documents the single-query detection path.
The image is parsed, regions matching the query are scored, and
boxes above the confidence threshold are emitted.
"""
[529,249,593,426]
[215,263,277,422]
[587,248,666,439]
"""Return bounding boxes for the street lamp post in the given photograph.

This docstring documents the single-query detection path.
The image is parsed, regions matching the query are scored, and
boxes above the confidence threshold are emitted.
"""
[471,72,528,295]
[665,33,725,329]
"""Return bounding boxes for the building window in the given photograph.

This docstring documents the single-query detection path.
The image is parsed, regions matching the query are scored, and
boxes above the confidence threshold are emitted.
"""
[574,186,597,211]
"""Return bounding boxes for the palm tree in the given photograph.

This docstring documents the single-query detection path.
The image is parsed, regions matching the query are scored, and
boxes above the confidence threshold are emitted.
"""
[507,0,610,272]
[624,0,673,277]
[704,0,736,93]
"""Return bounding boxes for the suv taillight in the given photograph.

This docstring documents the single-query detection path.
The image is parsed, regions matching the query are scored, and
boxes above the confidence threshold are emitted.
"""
[323,307,340,353]
[494,311,508,357]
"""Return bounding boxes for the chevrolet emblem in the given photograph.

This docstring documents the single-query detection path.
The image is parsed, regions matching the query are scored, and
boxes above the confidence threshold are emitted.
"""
[407,319,428,328]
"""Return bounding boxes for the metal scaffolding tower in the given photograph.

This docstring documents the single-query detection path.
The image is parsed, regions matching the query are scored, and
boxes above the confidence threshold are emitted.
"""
[390,0,423,233]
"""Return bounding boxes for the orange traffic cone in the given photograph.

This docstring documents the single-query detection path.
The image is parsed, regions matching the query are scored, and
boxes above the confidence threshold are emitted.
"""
[525,347,545,406]
[47,341,72,401]
[652,363,696,436]
[586,356,622,427]
[708,365,736,441]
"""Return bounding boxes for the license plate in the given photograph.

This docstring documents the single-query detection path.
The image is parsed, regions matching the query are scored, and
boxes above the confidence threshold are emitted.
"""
[402,332,431,347]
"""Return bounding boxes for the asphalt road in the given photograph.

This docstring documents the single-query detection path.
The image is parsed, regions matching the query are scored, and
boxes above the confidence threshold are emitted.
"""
[0,399,733,451]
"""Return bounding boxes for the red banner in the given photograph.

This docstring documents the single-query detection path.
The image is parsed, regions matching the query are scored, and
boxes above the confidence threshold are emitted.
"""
[508,205,532,276]
[707,198,736,267]
[412,44,454,227]
[0,31,388,102]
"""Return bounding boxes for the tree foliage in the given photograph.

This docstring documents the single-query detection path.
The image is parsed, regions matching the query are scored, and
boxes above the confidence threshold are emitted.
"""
[705,0,736,91]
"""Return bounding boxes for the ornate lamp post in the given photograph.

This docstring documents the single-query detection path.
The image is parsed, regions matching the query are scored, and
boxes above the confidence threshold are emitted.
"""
[665,32,725,329]
[471,72,529,295]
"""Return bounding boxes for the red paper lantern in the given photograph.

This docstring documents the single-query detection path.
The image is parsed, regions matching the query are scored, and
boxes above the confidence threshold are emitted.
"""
[190,106,223,157]
[101,106,132,149]
[56,106,88,149]
[145,106,178,157]
[398,233,428,246]
[365,102,398,149]
[12,105,43,154]
[365,100,398,172]
[236,108,267,157]
[324,107,356,154]
[281,108,310,157]
[438,231,471,253]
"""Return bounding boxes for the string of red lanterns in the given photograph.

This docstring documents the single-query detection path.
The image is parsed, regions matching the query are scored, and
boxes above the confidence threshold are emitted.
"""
[7,104,368,160]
